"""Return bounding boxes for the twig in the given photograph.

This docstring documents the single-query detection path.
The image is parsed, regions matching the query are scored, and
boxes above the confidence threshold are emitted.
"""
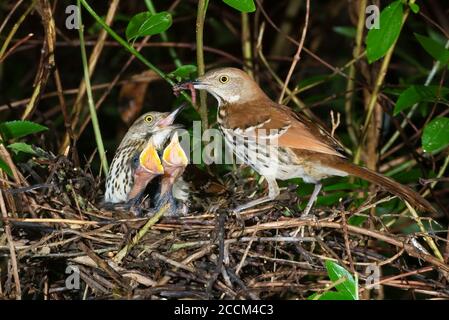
[278,0,309,103]
[113,203,169,264]
[0,189,21,299]
[0,0,35,59]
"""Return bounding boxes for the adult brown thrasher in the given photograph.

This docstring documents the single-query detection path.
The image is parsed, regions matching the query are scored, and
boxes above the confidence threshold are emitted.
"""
[175,67,435,214]
[104,106,186,213]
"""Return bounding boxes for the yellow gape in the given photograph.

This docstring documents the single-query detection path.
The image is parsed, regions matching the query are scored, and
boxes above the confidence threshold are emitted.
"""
[162,133,188,167]
[139,141,164,174]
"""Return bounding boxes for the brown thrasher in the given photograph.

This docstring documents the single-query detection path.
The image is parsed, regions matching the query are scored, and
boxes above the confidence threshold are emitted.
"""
[175,67,435,214]
[104,107,188,215]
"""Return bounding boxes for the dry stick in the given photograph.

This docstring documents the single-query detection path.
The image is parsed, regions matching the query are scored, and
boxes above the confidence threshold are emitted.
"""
[0,0,35,59]
[361,266,434,292]
[113,204,169,264]
[255,23,309,115]
[196,0,209,131]
[405,202,444,262]
[0,0,24,35]
[0,33,33,63]
[232,219,449,273]
[21,0,55,120]
[278,0,309,103]
[344,0,366,146]
[255,0,351,80]
[235,223,259,276]
[341,211,355,274]
[0,190,21,299]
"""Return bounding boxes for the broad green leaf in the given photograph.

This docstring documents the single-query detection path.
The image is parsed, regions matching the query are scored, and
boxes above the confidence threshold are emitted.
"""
[366,1,403,63]
[409,3,420,14]
[222,0,256,13]
[348,215,368,226]
[126,11,172,41]
[0,157,13,177]
[169,65,197,80]
[7,142,36,155]
[422,117,449,153]
[333,26,356,38]
[308,291,354,300]
[415,33,449,65]
[394,85,449,115]
[325,260,357,300]
[0,120,48,140]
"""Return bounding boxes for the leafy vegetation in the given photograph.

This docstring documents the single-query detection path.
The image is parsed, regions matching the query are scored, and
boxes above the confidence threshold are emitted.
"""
[0,0,448,300]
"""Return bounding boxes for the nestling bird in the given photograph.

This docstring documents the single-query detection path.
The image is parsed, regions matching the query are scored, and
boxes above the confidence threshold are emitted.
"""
[104,106,184,209]
[154,132,189,216]
[174,67,436,214]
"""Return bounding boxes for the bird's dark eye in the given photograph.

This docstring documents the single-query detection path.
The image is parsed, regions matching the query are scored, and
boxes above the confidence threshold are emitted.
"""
[144,115,154,123]
[219,75,229,84]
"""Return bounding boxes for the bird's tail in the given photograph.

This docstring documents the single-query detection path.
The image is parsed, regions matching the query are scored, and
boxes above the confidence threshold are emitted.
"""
[329,160,436,213]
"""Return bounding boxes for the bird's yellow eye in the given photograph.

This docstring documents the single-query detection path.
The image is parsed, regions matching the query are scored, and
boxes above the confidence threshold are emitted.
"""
[219,75,229,84]
[144,115,154,123]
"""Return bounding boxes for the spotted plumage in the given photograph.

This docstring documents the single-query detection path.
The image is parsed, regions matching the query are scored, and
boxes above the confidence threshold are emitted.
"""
[104,108,183,204]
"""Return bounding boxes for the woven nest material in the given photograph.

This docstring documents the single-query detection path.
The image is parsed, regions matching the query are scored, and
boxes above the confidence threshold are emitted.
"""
[0,152,448,300]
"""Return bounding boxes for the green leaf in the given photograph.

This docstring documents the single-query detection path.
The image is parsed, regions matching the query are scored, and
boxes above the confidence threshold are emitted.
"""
[415,33,449,65]
[325,260,357,300]
[0,157,13,178]
[0,120,48,140]
[126,11,172,41]
[366,1,403,63]
[169,64,197,80]
[348,215,367,226]
[333,26,356,38]
[394,85,449,115]
[409,3,420,14]
[308,291,354,300]
[7,142,36,155]
[222,0,256,13]
[422,117,449,153]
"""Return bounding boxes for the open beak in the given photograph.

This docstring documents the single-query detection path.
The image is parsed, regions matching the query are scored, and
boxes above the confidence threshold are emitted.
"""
[162,132,188,168]
[156,104,185,128]
[139,142,164,174]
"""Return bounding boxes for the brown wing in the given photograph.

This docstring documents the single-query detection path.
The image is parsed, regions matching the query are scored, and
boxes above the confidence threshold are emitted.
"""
[222,99,345,157]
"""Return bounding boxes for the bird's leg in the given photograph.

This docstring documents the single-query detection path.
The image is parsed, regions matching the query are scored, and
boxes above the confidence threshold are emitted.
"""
[291,183,322,238]
[234,177,279,213]
[302,183,322,216]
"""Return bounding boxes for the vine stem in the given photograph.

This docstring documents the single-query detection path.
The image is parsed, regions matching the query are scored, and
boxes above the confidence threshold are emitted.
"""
[354,4,412,165]
[78,0,192,104]
[196,0,210,131]
[344,0,367,147]
[77,0,108,175]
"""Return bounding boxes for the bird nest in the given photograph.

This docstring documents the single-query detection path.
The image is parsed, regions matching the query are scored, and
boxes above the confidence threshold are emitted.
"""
[1,151,448,300]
